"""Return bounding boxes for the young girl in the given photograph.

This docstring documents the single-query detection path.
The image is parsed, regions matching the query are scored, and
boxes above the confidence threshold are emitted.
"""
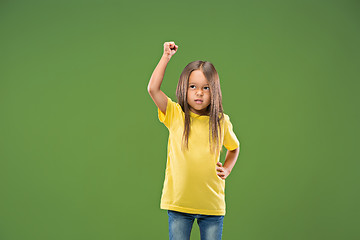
[147,41,240,240]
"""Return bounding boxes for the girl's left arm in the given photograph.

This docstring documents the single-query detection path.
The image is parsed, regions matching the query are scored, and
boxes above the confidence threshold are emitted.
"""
[223,147,240,174]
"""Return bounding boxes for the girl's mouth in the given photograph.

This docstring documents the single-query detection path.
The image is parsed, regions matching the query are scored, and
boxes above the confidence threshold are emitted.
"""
[195,100,203,104]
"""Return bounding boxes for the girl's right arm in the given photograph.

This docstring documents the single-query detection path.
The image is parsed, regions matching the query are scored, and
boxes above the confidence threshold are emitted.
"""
[147,42,178,115]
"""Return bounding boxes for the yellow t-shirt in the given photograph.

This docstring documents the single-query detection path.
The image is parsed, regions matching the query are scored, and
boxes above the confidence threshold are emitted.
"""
[158,96,240,216]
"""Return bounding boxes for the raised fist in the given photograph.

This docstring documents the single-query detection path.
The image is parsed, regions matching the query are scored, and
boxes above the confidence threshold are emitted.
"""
[163,41,178,59]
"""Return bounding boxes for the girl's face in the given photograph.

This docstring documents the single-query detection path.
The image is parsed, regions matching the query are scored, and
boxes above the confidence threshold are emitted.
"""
[187,70,211,116]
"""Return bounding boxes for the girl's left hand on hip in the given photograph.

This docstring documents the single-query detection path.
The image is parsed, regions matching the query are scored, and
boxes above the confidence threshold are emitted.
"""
[216,162,230,180]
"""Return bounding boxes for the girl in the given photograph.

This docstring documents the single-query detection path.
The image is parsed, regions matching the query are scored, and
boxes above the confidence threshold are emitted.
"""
[147,41,240,240]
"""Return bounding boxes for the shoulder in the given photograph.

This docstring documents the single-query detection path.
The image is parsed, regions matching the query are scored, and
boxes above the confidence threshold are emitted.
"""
[221,113,236,130]
[221,113,230,124]
[164,96,184,121]
[167,96,184,114]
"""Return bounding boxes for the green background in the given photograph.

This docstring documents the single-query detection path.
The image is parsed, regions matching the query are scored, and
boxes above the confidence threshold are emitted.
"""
[1,0,359,239]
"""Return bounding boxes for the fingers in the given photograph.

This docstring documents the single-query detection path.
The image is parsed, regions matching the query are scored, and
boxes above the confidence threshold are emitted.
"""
[216,162,226,179]
[164,41,174,47]
[164,41,178,50]
[163,42,178,58]
[217,171,225,179]
[216,162,223,171]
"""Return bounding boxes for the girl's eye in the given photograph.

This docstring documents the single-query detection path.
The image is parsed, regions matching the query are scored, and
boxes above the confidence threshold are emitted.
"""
[190,85,195,89]
[204,87,210,90]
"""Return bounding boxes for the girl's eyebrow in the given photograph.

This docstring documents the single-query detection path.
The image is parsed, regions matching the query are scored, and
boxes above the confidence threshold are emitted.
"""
[189,82,209,86]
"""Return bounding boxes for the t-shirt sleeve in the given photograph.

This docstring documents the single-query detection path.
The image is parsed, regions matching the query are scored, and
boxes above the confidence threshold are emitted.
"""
[223,114,240,151]
[158,96,178,129]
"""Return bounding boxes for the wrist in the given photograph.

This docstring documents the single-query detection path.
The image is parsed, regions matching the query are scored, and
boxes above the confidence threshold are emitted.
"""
[223,164,232,173]
[162,54,171,61]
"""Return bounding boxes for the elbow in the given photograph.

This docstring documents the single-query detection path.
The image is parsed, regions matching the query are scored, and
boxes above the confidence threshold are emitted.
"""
[230,147,240,154]
[147,81,155,93]
[147,84,153,93]
[147,85,160,94]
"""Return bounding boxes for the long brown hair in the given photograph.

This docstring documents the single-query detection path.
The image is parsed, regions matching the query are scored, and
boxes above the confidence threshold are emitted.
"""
[176,60,224,156]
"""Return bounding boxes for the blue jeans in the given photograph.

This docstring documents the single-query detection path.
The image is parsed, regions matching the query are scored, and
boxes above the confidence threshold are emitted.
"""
[168,210,224,240]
